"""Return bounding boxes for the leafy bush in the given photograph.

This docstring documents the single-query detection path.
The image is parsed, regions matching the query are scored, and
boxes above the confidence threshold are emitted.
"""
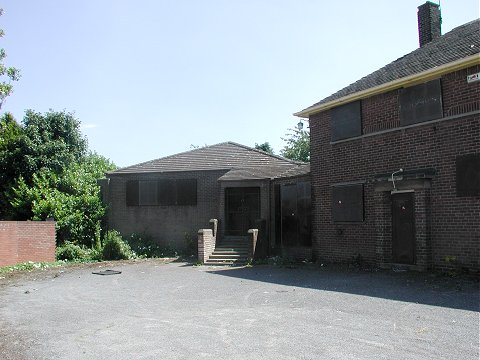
[127,232,182,258]
[102,230,135,260]
[56,241,101,262]
[56,241,89,261]
[9,153,116,247]
[184,232,197,256]
[127,232,162,258]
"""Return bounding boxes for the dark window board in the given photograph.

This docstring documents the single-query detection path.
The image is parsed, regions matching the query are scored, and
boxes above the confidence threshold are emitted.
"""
[158,179,176,205]
[128,178,198,207]
[330,101,362,141]
[399,78,443,126]
[456,154,480,197]
[176,179,197,205]
[332,184,364,222]
[126,180,139,206]
[139,180,158,205]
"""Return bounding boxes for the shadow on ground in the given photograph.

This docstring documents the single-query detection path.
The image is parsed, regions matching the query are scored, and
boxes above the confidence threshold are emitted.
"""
[205,264,479,312]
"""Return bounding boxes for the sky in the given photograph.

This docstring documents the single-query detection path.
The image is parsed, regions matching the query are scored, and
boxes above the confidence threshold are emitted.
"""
[1,0,479,167]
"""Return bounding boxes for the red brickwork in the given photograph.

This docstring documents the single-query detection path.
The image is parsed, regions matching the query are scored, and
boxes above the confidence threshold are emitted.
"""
[310,65,480,272]
[0,221,56,267]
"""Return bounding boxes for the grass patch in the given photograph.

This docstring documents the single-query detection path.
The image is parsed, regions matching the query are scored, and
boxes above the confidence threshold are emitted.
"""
[0,260,68,274]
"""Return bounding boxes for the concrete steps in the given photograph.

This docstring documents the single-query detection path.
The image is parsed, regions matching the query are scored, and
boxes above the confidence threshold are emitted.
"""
[204,236,250,265]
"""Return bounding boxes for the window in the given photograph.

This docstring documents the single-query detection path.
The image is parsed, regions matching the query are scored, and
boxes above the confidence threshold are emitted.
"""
[175,179,197,205]
[126,179,197,206]
[157,179,176,205]
[158,179,197,206]
[456,154,480,197]
[399,78,443,126]
[126,180,139,206]
[330,101,362,141]
[331,184,364,222]
[139,181,157,205]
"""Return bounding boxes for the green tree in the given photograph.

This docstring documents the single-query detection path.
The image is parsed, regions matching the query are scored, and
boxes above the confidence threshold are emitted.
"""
[10,153,116,246]
[0,8,21,110]
[280,127,310,162]
[20,110,88,180]
[0,110,88,218]
[255,142,274,154]
[0,112,23,217]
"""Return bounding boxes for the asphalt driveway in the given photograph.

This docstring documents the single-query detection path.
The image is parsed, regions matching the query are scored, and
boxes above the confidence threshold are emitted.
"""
[0,261,478,360]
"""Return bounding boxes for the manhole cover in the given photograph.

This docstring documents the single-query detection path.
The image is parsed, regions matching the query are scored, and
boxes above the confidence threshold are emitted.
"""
[92,269,122,276]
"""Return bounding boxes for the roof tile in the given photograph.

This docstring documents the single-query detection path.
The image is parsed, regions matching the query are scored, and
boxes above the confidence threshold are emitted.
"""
[299,19,480,113]
[109,142,306,175]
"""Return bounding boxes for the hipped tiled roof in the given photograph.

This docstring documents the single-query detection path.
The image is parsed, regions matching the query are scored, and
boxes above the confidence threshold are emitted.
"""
[109,142,306,176]
[298,19,480,114]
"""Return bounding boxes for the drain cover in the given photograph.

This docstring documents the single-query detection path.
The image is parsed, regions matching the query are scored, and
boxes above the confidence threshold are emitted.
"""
[92,269,122,275]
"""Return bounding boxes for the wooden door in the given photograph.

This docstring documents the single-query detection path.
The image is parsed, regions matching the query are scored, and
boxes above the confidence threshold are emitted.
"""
[280,182,312,247]
[225,187,260,236]
[392,192,415,264]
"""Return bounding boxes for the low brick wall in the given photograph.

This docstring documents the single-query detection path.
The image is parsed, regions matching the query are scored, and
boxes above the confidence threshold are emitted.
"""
[198,229,215,264]
[0,221,56,267]
[198,219,218,264]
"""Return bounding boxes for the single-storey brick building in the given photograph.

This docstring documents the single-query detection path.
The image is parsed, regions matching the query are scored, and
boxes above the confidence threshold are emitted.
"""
[100,142,311,263]
[295,2,479,272]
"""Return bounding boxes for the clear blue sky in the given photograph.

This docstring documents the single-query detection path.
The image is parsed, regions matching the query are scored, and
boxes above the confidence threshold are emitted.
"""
[2,0,479,167]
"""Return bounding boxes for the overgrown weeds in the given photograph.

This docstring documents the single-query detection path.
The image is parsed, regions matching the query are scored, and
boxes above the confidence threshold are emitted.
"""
[0,260,67,274]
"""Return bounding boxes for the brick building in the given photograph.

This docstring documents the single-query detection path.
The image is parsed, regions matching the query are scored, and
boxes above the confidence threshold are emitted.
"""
[295,2,479,272]
[101,142,310,263]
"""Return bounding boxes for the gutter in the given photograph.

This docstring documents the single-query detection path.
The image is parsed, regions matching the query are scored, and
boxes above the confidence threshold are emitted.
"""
[294,54,480,118]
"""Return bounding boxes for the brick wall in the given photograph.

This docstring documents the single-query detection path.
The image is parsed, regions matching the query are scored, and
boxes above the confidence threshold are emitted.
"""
[310,65,480,272]
[106,170,227,250]
[0,221,56,267]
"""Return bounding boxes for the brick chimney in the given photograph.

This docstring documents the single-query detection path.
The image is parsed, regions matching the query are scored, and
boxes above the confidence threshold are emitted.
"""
[417,1,442,47]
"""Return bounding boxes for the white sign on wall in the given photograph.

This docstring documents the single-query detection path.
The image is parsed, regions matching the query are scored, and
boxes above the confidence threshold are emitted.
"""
[467,72,480,83]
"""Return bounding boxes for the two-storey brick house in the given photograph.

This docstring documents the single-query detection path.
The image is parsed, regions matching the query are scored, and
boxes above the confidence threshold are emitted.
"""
[295,2,479,271]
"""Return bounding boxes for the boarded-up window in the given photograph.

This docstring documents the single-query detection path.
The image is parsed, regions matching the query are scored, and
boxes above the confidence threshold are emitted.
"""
[456,154,480,197]
[158,179,197,206]
[332,184,364,222]
[399,79,443,126]
[139,181,157,205]
[176,179,197,205]
[331,101,362,141]
[126,178,197,206]
[126,180,139,206]
[158,179,176,205]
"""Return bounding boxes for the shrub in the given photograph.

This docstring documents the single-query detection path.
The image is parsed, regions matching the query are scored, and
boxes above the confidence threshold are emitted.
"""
[56,241,90,261]
[127,232,162,258]
[184,232,197,256]
[127,232,182,258]
[102,230,135,260]
[56,241,102,262]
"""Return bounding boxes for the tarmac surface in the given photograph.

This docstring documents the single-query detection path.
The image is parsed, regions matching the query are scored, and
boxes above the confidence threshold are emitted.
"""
[0,260,478,360]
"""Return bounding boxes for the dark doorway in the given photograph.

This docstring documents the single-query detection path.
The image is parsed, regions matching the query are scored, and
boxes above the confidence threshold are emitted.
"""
[281,182,311,247]
[225,187,261,236]
[392,192,415,264]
